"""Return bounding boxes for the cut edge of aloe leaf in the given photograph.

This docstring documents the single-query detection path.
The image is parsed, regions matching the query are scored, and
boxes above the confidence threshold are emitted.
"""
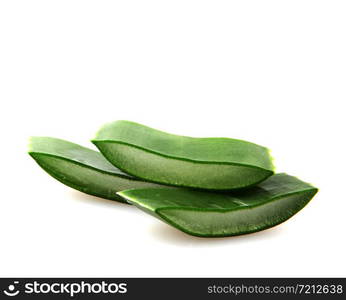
[117,174,318,237]
[92,120,274,164]
[91,120,275,190]
[30,153,123,202]
[28,136,131,177]
[92,141,274,190]
[28,136,160,203]
[157,190,318,237]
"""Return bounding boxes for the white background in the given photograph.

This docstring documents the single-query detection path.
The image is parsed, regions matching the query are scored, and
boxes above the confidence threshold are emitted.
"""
[1,1,345,277]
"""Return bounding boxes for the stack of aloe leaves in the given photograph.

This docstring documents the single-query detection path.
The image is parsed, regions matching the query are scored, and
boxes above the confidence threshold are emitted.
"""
[29,120,318,237]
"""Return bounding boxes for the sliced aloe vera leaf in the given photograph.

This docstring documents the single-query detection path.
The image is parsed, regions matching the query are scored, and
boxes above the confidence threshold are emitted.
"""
[28,137,161,202]
[117,173,318,237]
[92,120,274,190]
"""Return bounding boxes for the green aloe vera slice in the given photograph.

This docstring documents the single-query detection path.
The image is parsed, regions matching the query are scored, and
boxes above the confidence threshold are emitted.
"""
[92,120,274,190]
[117,174,318,237]
[28,137,160,202]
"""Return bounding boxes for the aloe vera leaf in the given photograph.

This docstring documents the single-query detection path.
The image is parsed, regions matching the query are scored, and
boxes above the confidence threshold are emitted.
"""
[92,120,274,190]
[28,137,160,202]
[117,173,318,237]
